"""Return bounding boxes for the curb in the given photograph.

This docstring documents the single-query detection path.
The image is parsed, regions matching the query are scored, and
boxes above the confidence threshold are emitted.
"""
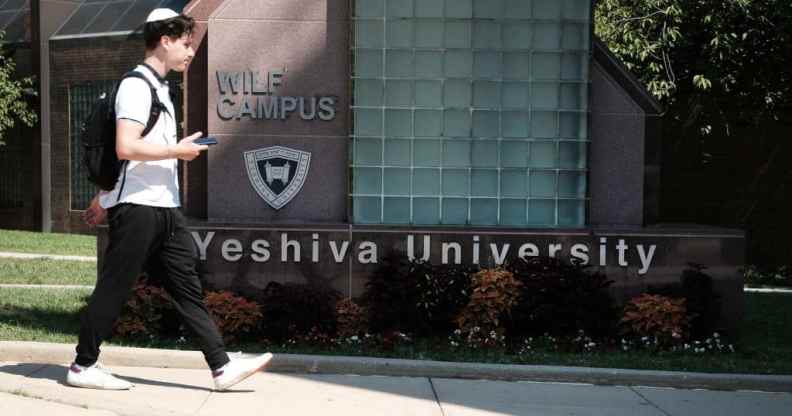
[2,341,792,393]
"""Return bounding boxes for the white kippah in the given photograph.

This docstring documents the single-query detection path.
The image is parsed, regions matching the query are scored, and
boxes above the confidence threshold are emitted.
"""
[146,8,179,23]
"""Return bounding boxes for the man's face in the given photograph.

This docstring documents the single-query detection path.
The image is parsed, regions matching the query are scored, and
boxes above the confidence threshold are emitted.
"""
[165,33,195,72]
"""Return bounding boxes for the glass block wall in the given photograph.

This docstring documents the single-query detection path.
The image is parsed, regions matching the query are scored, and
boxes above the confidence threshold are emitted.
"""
[351,0,591,227]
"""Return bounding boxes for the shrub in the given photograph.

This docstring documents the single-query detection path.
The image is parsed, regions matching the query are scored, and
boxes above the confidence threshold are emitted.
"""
[505,257,618,338]
[204,291,262,342]
[360,257,429,335]
[415,264,476,334]
[620,293,690,345]
[649,264,722,338]
[361,256,475,336]
[375,330,413,351]
[286,325,338,348]
[455,268,522,347]
[114,283,173,337]
[742,265,792,288]
[335,298,368,338]
[254,282,341,342]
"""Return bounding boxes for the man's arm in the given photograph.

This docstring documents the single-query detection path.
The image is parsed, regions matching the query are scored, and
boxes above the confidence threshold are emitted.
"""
[115,119,207,162]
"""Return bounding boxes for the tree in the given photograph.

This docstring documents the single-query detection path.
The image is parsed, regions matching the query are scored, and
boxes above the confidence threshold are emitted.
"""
[595,0,792,266]
[0,30,37,147]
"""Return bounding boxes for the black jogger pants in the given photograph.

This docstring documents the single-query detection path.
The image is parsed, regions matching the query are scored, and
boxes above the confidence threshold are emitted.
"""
[75,203,230,370]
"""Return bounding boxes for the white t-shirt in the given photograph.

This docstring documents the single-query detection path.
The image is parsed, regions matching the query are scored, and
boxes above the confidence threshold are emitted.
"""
[99,65,179,209]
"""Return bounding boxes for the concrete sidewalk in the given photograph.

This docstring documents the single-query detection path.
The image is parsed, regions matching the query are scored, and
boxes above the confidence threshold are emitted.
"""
[1,342,792,415]
[2,361,791,416]
[0,252,96,262]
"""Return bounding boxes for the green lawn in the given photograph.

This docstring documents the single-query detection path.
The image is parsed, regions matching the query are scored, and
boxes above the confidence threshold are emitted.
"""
[1,287,790,375]
[0,229,96,257]
[0,287,91,343]
[0,259,96,286]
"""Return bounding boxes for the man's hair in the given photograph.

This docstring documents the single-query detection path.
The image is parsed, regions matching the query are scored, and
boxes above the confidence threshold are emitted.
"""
[143,15,195,50]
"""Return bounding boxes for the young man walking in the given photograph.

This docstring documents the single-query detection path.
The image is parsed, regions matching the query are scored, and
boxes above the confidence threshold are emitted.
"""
[68,8,271,391]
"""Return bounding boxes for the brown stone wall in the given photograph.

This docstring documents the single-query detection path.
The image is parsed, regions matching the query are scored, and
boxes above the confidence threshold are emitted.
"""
[183,0,226,219]
[205,0,351,223]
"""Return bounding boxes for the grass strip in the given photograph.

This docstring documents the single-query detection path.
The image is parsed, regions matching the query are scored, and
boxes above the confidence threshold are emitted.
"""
[0,230,96,257]
[0,259,96,286]
[0,287,91,343]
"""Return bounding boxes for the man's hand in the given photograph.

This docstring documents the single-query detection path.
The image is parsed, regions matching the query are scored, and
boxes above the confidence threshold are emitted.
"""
[173,131,209,161]
[82,194,106,227]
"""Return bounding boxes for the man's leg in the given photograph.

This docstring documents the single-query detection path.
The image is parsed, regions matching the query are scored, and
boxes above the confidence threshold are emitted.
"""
[75,204,158,367]
[157,212,229,371]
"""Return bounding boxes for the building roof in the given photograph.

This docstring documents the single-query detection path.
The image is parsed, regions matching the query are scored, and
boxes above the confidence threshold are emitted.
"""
[0,0,30,44]
[51,0,188,40]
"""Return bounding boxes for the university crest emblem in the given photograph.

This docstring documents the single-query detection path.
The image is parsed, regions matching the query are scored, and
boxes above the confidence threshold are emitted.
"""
[244,146,311,210]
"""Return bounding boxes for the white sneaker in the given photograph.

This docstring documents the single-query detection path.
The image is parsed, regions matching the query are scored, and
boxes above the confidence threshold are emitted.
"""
[66,362,133,390]
[212,353,273,391]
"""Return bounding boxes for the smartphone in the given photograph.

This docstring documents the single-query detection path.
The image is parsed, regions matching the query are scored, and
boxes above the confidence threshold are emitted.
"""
[194,136,218,146]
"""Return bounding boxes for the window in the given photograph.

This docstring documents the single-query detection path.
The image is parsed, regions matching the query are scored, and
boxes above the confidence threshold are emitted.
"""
[351,0,590,227]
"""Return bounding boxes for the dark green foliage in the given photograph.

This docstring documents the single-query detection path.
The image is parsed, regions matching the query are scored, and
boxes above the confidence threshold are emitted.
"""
[596,1,792,267]
[252,282,341,342]
[0,34,37,146]
[649,264,722,338]
[505,257,619,338]
[743,265,792,288]
[360,256,476,336]
[416,263,476,334]
[359,256,430,335]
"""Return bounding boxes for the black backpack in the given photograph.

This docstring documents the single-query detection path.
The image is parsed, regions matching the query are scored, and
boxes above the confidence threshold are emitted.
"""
[81,70,166,194]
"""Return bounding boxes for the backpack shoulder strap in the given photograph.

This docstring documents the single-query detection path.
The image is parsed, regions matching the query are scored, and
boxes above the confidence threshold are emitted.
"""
[120,71,168,137]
